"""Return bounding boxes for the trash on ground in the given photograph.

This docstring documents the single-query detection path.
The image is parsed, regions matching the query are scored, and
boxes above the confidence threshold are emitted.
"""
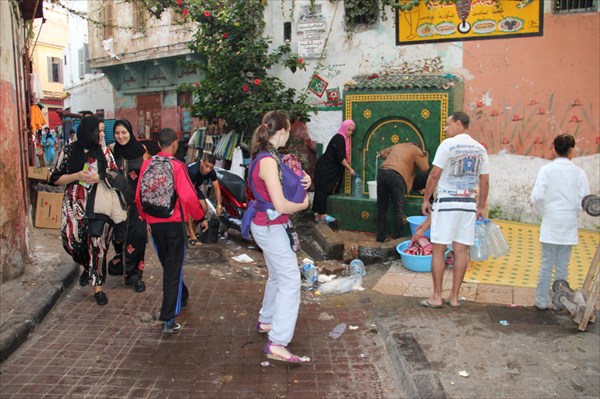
[349,259,367,276]
[317,274,364,295]
[232,254,254,263]
[260,361,270,367]
[317,312,334,320]
[298,356,311,362]
[248,245,255,249]
[360,353,366,358]
[349,325,359,330]
[458,370,470,377]
[329,323,347,339]
[317,274,336,283]
[499,320,510,326]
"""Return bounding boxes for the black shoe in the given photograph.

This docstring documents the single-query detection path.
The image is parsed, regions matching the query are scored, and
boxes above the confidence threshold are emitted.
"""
[94,291,108,306]
[134,280,146,293]
[79,270,89,286]
[161,322,182,334]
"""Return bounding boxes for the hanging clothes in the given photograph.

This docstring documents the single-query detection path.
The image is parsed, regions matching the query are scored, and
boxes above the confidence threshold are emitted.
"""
[30,104,46,132]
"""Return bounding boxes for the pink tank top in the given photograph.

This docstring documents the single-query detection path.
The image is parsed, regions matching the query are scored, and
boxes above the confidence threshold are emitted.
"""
[251,159,289,226]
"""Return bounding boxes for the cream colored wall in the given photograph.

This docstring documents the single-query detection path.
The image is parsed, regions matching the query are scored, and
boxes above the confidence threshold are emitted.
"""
[87,0,197,66]
[31,4,69,95]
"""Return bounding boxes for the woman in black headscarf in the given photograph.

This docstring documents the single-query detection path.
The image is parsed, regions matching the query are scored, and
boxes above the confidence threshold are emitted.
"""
[50,116,116,306]
[108,119,150,293]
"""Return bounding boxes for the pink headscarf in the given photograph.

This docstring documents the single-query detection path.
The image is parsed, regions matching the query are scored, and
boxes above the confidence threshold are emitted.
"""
[337,119,355,162]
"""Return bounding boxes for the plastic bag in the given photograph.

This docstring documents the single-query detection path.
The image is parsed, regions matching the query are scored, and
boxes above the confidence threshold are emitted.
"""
[316,274,363,295]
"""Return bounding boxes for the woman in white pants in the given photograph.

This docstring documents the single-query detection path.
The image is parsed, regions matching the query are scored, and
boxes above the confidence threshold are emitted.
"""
[247,111,311,363]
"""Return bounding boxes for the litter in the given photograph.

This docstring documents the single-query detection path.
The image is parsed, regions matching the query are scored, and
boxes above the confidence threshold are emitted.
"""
[316,274,364,295]
[232,254,254,263]
[458,370,469,378]
[317,274,336,283]
[260,361,270,367]
[499,320,510,326]
[348,325,359,330]
[329,323,347,339]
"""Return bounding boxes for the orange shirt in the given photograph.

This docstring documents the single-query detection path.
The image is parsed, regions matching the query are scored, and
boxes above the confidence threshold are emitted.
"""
[379,143,429,192]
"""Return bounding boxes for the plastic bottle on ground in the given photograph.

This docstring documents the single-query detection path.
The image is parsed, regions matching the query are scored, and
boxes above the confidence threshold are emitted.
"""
[349,259,366,276]
[301,259,318,285]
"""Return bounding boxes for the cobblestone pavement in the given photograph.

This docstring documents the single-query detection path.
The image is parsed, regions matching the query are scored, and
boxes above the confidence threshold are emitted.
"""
[0,232,404,399]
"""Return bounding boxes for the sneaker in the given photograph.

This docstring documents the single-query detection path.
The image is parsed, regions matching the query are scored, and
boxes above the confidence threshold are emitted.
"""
[134,280,146,293]
[94,291,108,306]
[162,322,182,334]
[79,270,89,287]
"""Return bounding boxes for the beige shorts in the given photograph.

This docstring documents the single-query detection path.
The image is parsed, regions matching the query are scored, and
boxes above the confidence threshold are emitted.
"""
[430,197,477,246]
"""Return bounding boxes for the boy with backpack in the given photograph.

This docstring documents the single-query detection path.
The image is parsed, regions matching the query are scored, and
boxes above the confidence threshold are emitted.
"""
[136,128,204,334]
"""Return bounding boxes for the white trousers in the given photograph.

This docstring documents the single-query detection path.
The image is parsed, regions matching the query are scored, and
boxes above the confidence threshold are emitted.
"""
[250,222,300,345]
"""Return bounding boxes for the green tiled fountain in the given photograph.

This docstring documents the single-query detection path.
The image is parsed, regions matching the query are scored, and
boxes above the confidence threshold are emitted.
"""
[328,73,464,234]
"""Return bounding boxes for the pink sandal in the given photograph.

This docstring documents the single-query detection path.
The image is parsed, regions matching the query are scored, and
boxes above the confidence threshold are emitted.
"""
[256,321,271,334]
[264,340,309,363]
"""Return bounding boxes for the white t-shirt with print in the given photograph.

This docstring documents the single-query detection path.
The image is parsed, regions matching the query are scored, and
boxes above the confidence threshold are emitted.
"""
[433,133,489,198]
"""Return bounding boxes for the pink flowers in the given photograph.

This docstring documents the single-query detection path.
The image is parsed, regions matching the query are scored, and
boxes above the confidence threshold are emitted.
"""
[204,11,211,17]
[176,0,182,5]
[533,136,543,144]
[501,137,510,145]
[254,79,261,86]
[569,115,581,123]
[490,110,500,117]
[297,58,303,64]
[223,32,229,39]
[476,100,483,108]
[195,81,199,87]
[183,8,188,16]
[512,114,523,122]
[242,85,249,92]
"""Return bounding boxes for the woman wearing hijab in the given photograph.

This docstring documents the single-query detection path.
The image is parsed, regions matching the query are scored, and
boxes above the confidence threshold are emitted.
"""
[43,127,56,166]
[49,116,117,305]
[312,120,356,222]
[109,119,150,293]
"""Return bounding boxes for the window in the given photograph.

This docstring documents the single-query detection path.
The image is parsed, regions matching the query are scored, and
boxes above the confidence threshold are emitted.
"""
[553,0,598,13]
[78,44,91,78]
[103,1,114,39]
[47,57,63,83]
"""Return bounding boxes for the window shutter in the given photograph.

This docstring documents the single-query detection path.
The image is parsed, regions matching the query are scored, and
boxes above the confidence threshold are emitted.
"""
[47,56,52,81]
[78,48,84,78]
[84,44,91,74]
[58,58,63,83]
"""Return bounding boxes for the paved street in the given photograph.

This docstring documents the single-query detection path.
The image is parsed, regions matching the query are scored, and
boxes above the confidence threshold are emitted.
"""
[0,231,404,399]
[1,226,599,399]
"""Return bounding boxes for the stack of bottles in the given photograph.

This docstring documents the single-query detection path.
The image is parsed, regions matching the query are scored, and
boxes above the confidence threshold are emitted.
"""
[469,219,510,262]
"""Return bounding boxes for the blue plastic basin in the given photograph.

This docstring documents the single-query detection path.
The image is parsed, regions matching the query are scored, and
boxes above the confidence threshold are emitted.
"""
[396,240,450,273]
[407,215,429,238]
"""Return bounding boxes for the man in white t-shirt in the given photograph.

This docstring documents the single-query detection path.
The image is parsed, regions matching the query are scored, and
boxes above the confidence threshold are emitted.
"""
[420,112,490,308]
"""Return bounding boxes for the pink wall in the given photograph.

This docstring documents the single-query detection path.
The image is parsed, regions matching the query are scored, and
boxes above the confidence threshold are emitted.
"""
[463,13,599,158]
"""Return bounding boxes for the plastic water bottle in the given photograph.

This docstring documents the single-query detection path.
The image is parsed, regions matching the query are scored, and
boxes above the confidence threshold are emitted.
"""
[301,260,318,284]
[349,259,366,276]
[351,175,363,198]
[487,221,510,257]
[470,220,490,261]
